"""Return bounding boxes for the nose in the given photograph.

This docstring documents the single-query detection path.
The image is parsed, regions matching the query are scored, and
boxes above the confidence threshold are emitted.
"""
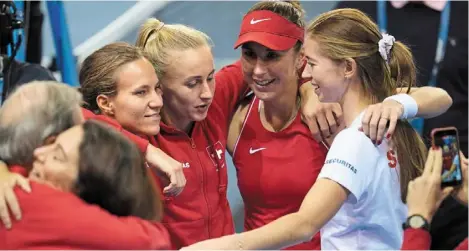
[253,59,268,77]
[200,80,214,100]
[149,88,164,109]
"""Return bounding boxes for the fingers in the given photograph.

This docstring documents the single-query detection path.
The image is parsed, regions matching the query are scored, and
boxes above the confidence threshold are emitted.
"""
[15,175,31,193]
[4,188,20,221]
[361,107,374,138]
[385,111,399,140]
[376,108,390,144]
[431,147,444,180]
[331,104,343,125]
[325,111,338,135]
[316,113,331,139]
[423,148,436,177]
[304,115,322,143]
[0,191,11,229]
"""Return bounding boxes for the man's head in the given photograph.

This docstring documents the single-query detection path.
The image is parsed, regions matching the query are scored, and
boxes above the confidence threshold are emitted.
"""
[0,81,84,168]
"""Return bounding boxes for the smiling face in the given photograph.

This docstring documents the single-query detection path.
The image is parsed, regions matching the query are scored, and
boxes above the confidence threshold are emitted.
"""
[29,125,84,192]
[159,45,215,131]
[105,58,163,136]
[240,42,302,102]
[302,37,347,103]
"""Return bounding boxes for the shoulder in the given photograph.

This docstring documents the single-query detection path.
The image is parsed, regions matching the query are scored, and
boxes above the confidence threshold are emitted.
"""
[215,60,243,85]
[326,128,380,170]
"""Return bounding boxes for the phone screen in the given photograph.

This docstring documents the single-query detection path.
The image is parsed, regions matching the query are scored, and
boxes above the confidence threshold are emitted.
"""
[434,131,463,186]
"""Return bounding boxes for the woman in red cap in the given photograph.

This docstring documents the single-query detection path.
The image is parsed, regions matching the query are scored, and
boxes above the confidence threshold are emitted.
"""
[184,6,453,250]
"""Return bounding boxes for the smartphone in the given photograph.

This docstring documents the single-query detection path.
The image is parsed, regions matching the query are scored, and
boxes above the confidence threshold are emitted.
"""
[431,127,463,187]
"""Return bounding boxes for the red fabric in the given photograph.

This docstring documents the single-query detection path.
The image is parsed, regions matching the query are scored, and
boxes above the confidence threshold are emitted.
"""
[232,96,327,250]
[151,61,248,249]
[9,165,28,177]
[0,181,170,249]
[81,108,149,153]
[402,228,468,250]
[234,10,304,50]
[402,228,432,250]
[456,238,468,250]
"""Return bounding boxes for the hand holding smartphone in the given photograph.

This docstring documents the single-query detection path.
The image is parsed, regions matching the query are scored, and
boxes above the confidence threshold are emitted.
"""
[431,127,463,187]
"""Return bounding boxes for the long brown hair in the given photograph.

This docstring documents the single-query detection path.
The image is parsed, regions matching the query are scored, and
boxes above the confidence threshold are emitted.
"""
[79,42,149,114]
[307,8,427,202]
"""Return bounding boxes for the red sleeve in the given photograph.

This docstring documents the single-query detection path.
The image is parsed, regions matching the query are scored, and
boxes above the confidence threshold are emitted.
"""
[214,60,250,117]
[81,108,149,153]
[9,165,28,177]
[401,228,431,250]
[6,182,170,250]
[455,238,468,250]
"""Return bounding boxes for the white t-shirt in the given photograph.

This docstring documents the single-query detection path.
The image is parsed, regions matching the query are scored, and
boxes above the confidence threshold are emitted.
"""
[318,111,407,250]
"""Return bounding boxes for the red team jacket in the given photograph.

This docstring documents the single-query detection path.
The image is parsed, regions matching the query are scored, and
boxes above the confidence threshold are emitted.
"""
[0,180,170,249]
[402,228,468,250]
[83,61,248,249]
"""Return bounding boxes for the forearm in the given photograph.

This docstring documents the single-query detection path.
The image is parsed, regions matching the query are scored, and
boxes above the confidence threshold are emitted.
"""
[236,212,315,250]
[402,87,453,118]
[205,212,316,250]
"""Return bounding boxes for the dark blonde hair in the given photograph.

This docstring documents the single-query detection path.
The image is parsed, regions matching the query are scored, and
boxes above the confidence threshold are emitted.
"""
[135,18,213,80]
[79,42,149,114]
[307,8,427,202]
[247,1,306,52]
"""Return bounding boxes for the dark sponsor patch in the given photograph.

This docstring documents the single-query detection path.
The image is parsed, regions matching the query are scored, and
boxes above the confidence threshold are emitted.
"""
[325,158,357,174]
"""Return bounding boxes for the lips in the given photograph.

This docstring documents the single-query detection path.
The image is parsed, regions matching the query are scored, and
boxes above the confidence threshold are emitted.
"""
[254,78,275,87]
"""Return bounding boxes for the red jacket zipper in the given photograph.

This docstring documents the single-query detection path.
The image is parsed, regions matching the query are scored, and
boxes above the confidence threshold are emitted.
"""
[190,137,212,238]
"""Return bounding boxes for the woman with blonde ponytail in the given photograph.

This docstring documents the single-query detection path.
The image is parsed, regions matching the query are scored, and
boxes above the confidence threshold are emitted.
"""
[184,7,452,250]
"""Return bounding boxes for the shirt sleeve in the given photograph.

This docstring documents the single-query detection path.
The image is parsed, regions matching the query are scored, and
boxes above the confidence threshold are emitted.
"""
[214,60,250,117]
[81,108,149,153]
[317,128,379,202]
[401,228,431,250]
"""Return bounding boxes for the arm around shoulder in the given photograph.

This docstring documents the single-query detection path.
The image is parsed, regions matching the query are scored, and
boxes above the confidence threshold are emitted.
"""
[399,86,453,118]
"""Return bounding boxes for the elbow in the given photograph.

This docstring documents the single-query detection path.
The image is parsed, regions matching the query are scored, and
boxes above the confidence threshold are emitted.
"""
[419,88,453,118]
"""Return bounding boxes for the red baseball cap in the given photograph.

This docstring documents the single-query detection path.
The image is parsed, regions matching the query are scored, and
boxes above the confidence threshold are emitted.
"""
[234,10,304,51]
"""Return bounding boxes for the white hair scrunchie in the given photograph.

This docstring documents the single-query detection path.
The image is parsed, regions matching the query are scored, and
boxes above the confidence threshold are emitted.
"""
[378,33,395,63]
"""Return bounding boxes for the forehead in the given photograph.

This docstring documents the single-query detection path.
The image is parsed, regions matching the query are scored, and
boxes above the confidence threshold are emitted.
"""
[303,37,323,59]
[56,125,84,158]
[115,58,158,89]
[166,46,214,78]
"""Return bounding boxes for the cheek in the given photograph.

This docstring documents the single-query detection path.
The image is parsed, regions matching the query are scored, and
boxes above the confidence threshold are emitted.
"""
[43,164,78,191]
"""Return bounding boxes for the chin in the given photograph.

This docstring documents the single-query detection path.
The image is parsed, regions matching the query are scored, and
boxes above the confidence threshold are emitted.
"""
[142,126,161,136]
[191,112,208,122]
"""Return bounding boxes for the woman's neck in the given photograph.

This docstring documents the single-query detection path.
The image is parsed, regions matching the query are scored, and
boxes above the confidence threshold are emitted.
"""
[161,108,194,134]
[261,83,299,132]
[341,81,371,127]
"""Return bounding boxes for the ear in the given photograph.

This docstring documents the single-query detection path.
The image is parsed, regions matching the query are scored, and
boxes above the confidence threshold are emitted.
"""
[296,48,306,70]
[96,94,115,116]
[343,58,357,79]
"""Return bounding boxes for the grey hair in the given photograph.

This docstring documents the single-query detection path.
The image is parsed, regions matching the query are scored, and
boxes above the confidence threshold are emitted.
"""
[0,81,83,167]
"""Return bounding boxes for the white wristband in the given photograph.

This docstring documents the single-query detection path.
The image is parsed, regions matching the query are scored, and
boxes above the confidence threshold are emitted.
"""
[384,94,418,119]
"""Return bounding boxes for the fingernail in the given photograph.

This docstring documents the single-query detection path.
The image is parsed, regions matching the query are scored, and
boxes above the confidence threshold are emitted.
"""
[358,128,363,132]
[372,140,376,145]
[15,214,21,220]
[5,223,11,229]
[386,133,391,139]
[377,140,382,145]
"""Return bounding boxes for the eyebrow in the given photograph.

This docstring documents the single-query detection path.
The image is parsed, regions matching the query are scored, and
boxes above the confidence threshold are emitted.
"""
[185,69,215,82]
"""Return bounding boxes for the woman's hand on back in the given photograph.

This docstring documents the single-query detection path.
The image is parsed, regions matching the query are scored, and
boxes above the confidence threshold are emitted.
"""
[145,145,186,196]
[0,161,31,229]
